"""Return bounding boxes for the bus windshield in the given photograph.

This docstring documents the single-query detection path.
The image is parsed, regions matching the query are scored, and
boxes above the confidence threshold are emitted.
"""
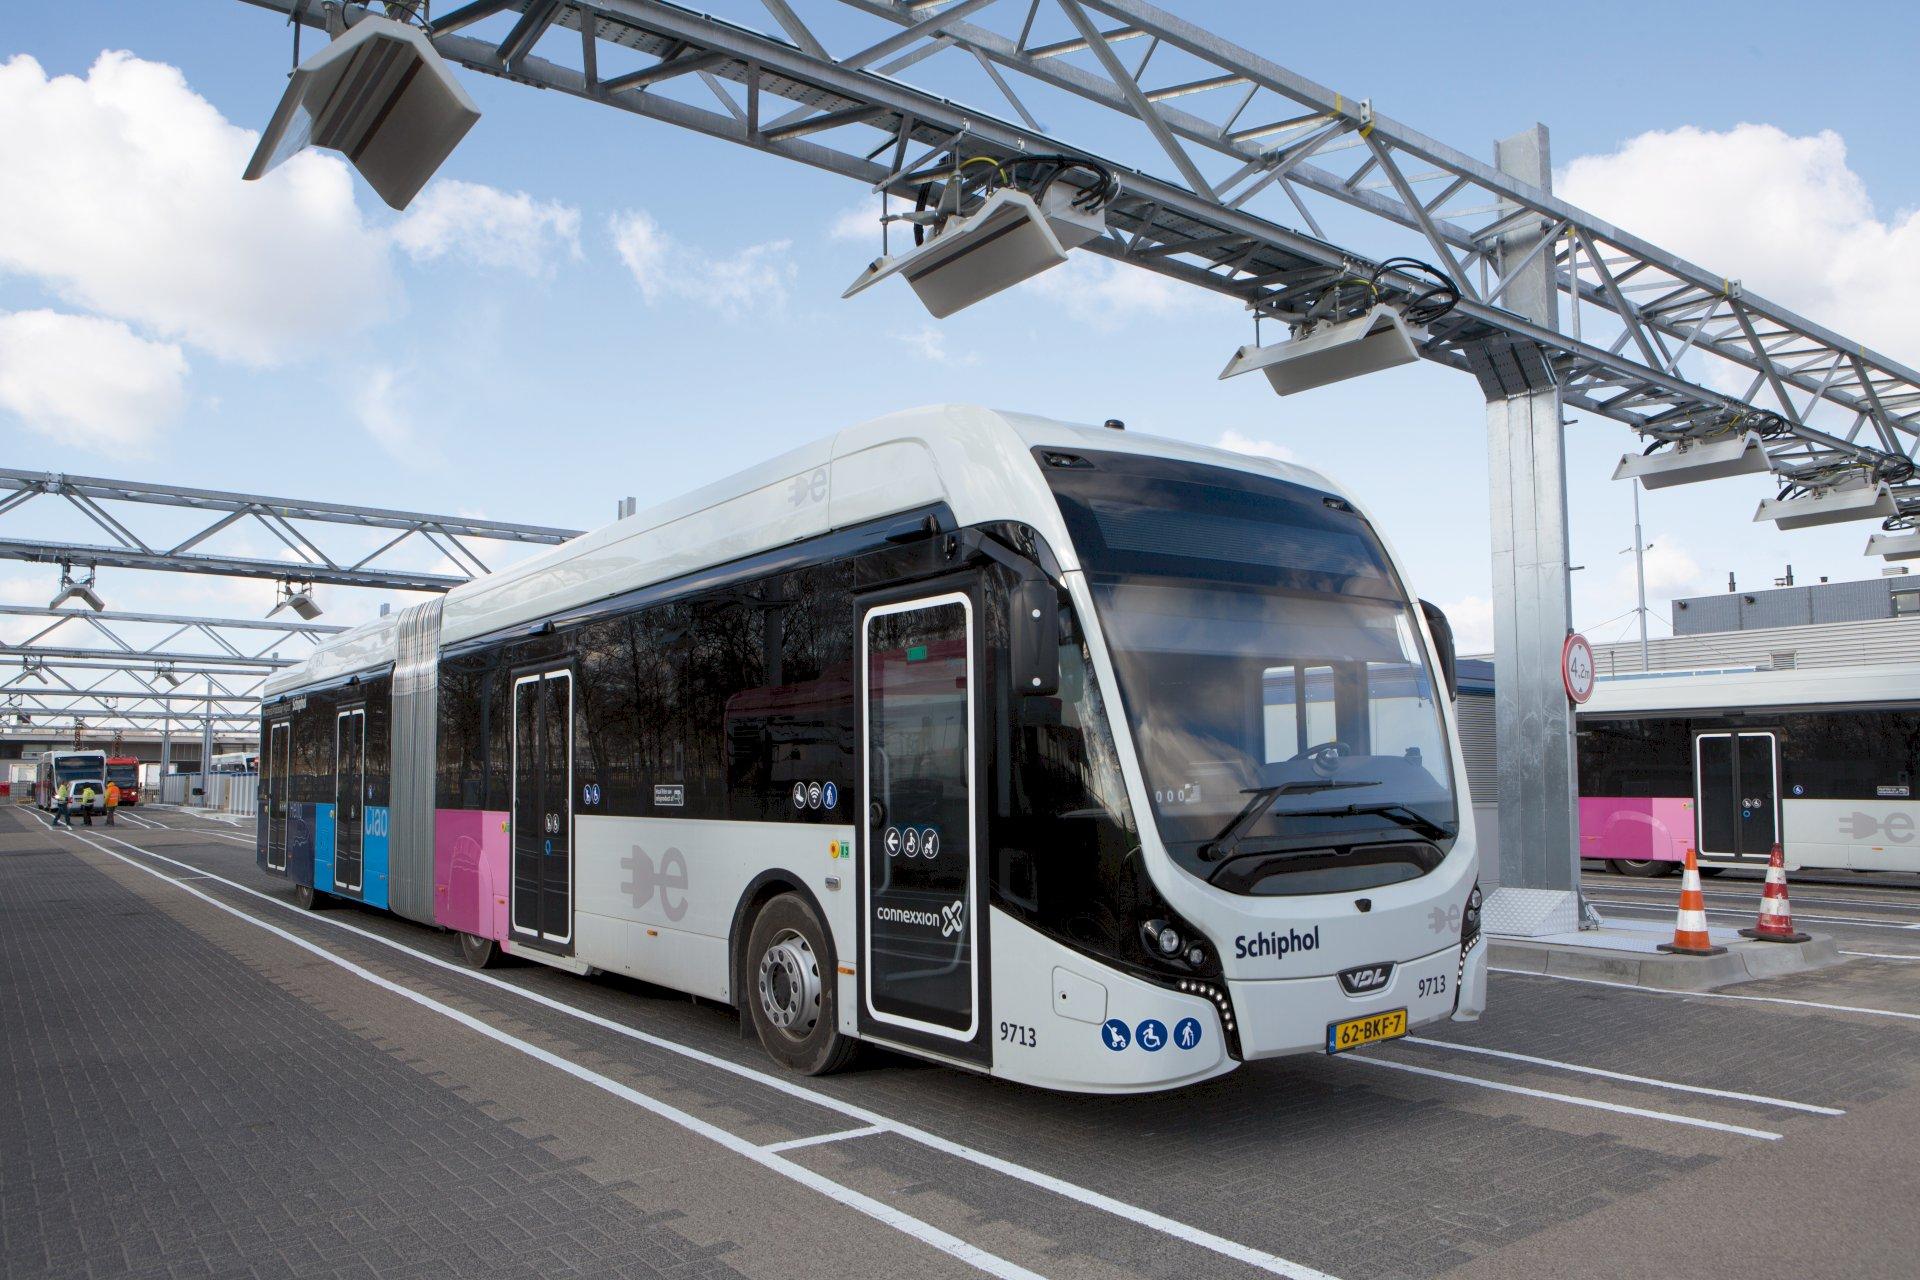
[55,757,104,781]
[108,762,139,785]
[1041,449,1456,874]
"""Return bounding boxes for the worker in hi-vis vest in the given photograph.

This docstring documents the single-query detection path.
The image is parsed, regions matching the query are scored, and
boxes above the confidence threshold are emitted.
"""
[105,780,120,826]
[52,781,72,828]
[76,783,98,826]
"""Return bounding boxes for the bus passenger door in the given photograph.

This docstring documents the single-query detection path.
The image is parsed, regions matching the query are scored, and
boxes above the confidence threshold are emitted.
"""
[1694,731,1779,861]
[858,590,986,1061]
[334,709,365,892]
[267,720,291,872]
[511,670,574,951]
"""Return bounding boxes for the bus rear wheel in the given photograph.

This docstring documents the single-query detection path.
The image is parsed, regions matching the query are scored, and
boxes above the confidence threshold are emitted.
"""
[458,931,503,969]
[292,883,328,910]
[745,893,857,1076]
[1608,859,1676,878]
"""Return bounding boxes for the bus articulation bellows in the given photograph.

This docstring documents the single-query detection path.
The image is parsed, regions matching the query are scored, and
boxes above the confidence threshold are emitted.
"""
[256,406,1486,1093]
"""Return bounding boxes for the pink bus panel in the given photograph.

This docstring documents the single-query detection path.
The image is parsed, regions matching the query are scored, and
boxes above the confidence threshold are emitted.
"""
[435,809,509,939]
[1579,796,1693,863]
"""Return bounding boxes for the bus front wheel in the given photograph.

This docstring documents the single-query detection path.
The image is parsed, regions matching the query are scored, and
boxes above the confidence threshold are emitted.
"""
[744,893,858,1076]
[292,883,328,910]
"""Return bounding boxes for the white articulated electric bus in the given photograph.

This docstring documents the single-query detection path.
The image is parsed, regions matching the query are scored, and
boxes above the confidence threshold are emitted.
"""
[257,406,1485,1093]
[1577,664,1920,875]
[35,749,108,813]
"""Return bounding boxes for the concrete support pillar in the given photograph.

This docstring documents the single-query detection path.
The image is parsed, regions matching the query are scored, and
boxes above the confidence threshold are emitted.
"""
[1478,124,1583,935]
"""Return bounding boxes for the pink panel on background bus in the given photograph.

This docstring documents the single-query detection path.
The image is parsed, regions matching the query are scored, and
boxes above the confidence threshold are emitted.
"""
[1579,796,1693,863]
[434,809,509,939]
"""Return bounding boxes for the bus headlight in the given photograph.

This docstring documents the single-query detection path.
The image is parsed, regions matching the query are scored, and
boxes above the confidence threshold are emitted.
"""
[1143,919,1183,958]
[1462,883,1483,947]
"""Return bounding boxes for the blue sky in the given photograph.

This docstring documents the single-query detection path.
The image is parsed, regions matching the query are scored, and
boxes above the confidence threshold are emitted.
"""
[3,1,1917,652]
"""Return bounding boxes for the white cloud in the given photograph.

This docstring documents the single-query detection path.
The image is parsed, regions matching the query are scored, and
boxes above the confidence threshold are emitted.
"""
[829,201,883,244]
[894,325,976,366]
[392,179,582,276]
[1560,124,1920,368]
[1214,429,1297,463]
[1436,595,1494,656]
[0,310,187,453]
[1029,252,1197,329]
[608,210,797,315]
[0,51,397,366]
[352,365,443,469]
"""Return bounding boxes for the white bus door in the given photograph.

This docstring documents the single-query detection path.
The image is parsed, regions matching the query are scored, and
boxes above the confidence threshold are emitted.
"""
[334,709,365,892]
[859,591,986,1061]
[511,670,574,951]
[1695,731,1779,861]
[266,720,291,872]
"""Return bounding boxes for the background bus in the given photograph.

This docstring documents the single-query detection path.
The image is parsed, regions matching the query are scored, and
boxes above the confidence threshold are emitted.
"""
[106,755,142,805]
[1460,664,1920,876]
[35,749,108,812]
[210,752,256,775]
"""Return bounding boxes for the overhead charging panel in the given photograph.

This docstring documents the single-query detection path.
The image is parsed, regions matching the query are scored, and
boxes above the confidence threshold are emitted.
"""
[1218,306,1425,396]
[1754,479,1899,530]
[1865,531,1920,560]
[1612,432,1771,489]
[843,187,1104,318]
[244,15,480,211]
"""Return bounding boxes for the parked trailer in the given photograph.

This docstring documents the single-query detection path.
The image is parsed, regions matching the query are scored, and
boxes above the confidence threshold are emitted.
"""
[1575,664,1920,876]
[256,406,1485,1093]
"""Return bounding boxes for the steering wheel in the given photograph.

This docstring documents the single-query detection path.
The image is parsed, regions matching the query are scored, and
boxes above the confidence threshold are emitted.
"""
[1301,740,1352,774]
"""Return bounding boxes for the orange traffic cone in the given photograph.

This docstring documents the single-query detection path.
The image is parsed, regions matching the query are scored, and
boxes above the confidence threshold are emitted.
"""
[1657,846,1727,956]
[1739,843,1810,943]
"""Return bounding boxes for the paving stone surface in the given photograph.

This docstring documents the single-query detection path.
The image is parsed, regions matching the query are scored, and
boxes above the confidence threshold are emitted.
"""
[0,836,751,1280]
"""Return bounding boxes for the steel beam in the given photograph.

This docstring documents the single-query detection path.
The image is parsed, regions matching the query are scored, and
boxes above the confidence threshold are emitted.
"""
[0,605,346,635]
[0,466,580,593]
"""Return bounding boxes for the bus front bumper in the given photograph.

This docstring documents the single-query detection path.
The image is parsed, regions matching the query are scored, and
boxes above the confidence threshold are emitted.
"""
[1227,936,1485,1060]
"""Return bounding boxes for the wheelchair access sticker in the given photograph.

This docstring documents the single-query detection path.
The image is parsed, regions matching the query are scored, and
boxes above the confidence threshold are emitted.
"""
[1101,1015,1204,1052]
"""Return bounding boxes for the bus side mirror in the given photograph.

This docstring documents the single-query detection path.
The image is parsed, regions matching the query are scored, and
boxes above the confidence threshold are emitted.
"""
[1011,580,1061,697]
[1419,600,1458,700]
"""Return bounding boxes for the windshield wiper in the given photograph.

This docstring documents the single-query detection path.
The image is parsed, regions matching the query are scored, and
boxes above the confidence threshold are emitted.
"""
[1199,779,1371,862]
[1282,802,1456,842]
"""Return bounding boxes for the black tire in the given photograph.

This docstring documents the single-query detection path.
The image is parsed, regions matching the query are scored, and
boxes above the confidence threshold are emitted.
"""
[1609,858,1676,878]
[458,931,503,969]
[743,893,858,1076]
[1699,866,1725,878]
[292,882,327,911]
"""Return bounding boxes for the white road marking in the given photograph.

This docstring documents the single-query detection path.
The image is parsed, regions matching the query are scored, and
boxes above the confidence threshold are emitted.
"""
[44,818,1344,1280]
[1589,899,1920,931]
[1839,951,1920,960]
[1589,883,1920,914]
[32,819,1048,1280]
[1400,1036,1842,1115]
[763,1125,888,1153]
[1343,1055,1782,1140]
[1490,966,1920,1023]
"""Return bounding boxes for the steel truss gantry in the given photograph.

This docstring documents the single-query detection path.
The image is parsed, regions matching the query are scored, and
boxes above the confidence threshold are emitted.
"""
[0,466,583,592]
[0,607,334,738]
[245,0,1920,502]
